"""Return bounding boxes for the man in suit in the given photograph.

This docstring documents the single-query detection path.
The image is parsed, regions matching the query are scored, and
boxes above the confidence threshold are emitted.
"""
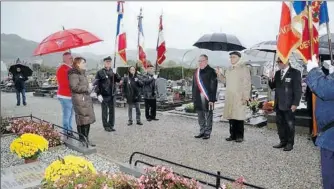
[192,54,218,140]
[269,57,302,151]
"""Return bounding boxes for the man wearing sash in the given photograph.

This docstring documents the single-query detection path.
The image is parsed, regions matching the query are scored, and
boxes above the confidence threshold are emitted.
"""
[192,54,218,140]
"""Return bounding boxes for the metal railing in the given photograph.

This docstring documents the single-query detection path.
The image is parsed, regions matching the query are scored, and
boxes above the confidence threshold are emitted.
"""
[10,114,89,147]
[129,152,266,189]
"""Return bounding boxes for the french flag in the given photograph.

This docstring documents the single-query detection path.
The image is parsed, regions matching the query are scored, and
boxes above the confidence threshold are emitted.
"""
[156,15,166,65]
[138,9,147,68]
[318,1,329,35]
[116,1,127,64]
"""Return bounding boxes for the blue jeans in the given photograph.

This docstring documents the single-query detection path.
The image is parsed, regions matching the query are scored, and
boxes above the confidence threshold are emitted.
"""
[321,148,334,189]
[59,98,73,134]
[16,88,26,105]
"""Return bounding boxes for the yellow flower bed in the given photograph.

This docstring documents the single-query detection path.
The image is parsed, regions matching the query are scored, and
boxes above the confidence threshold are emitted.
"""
[44,155,96,182]
[10,133,49,159]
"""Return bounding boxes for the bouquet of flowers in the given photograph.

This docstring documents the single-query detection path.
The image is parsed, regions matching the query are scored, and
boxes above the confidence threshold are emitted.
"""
[247,98,260,114]
[10,133,49,160]
[43,155,97,182]
[261,101,275,114]
[138,166,201,189]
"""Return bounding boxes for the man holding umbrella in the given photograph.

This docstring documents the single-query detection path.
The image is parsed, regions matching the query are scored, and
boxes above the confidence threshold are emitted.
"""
[95,56,121,132]
[12,67,28,106]
[193,54,218,140]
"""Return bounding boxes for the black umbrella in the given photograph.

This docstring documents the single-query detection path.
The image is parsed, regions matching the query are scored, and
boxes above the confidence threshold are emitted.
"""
[193,33,246,51]
[9,64,33,77]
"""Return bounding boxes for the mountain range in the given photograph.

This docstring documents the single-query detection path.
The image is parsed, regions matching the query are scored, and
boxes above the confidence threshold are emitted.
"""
[1,33,266,69]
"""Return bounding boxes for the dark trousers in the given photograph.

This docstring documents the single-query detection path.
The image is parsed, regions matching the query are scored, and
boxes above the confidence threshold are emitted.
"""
[77,124,91,141]
[101,96,115,129]
[128,102,141,122]
[321,148,334,189]
[228,119,244,139]
[276,109,295,145]
[16,88,26,105]
[197,110,213,136]
[144,99,156,119]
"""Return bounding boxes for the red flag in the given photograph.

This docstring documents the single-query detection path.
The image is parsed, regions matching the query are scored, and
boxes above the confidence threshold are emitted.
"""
[156,15,166,65]
[138,9,147,68]
[296,1,321,62]
[276,2,304,64]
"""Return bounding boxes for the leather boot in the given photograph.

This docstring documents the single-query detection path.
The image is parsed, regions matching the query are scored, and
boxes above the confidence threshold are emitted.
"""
[84,125,96,147]
[77,126,85,142]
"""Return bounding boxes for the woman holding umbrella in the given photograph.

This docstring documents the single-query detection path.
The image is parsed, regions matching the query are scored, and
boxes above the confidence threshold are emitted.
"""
[68,57,96,147]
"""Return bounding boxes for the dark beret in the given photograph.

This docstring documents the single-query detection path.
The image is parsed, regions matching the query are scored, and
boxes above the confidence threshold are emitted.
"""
[147,64,154,68]
[103,56,112,61]
[229,51,241,57]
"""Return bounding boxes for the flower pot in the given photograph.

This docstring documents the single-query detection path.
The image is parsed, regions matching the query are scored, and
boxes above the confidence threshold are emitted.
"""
[24,158,38,164]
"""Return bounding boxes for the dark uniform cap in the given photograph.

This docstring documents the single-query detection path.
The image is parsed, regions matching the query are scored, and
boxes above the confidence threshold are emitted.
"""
[103,56,112,62]
[229,51,241,57]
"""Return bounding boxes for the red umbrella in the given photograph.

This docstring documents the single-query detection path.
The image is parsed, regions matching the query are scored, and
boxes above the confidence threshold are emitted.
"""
[33,28,102,56]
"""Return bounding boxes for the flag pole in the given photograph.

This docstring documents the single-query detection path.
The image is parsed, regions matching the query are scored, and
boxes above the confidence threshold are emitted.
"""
[325,22,334,65]
[268,35,278,101]
[62,26,71,54]
[137,8,143,72]
[155,12,162,74]
[307,3,318,138]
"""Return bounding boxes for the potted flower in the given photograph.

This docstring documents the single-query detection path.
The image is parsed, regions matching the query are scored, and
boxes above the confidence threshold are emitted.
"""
[43,155,97,182]
[10,133,49,163]
[247,98,260,115]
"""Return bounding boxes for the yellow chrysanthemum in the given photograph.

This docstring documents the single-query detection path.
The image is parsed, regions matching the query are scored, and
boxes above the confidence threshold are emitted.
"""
[44,155,96,182]
[10,133,49,159]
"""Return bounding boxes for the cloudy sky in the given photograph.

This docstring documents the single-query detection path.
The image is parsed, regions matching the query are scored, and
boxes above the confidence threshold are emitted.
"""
[2,1,334,55]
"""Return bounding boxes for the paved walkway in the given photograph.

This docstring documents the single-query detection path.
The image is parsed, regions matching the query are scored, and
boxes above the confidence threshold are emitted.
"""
[1,92,322,189]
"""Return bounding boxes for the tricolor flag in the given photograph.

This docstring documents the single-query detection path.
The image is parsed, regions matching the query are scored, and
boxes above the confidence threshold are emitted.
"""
[116,1,127,64]
[318,1,329,35]
[277,1,305,64]
[138,9,147,68]
[156,15,166,65]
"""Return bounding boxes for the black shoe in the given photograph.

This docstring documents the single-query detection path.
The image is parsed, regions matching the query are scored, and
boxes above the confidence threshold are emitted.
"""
[202,135,210,140]
[16,104,20,106]
[137,121,143,125]
[23,103,27,106]
[235,138,243,143]
[152,118,159,121]
[127,121,133,126]
[147,119,152,122]
[110,128,116,132]
[104,128,112,132]
[283,144,293,151]
[273,143,287,148]
[194,133,204,138]
[88,141,96,147]
[225,137,235,141]
[67,132,74,137]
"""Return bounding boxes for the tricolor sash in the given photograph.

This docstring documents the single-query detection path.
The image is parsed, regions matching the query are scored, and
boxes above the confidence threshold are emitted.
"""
[195,68,209,101]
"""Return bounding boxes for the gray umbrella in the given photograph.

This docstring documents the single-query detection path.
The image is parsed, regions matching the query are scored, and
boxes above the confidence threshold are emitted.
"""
[193,33,246,51]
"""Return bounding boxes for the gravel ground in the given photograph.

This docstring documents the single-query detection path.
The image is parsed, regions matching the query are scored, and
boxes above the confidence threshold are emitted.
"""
[1,92,322,189]
[1,135,120,173]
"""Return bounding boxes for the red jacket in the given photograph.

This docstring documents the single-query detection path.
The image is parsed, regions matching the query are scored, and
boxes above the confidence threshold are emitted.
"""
[56,63,72,99]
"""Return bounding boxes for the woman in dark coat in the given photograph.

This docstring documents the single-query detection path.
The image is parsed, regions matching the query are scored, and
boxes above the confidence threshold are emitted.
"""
[122,66,143,126]
[68,57,96,146]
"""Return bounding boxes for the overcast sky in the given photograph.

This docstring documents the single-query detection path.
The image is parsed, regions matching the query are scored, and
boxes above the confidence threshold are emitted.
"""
[2,1,334,55]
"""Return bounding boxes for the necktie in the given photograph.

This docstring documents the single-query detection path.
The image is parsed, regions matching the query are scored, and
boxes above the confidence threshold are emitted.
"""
[281,70,284,80]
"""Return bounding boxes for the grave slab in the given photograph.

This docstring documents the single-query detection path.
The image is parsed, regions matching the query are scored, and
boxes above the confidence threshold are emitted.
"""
[1,162,47,189]
[63,139,97,155]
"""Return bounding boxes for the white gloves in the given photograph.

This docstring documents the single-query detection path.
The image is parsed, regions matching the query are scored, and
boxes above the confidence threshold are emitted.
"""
[153,75,158,79]
[330,64,334,74]
[112,69,117,74]
[134,77,138,82]
[97,95,103,103]
[307,54,319,72]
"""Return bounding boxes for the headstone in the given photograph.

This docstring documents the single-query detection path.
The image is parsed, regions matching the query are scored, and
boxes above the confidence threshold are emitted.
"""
[155,78,168,102]
[251,75,263,89]
[1,162,47,189]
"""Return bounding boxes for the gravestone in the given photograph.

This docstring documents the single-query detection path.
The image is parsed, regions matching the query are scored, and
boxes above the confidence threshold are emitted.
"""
[1,162,47,189]
[155,78,168,102]
[251,75,263,89]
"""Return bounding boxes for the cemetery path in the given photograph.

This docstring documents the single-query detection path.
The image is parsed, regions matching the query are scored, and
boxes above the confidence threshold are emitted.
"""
[1,92,321,189]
